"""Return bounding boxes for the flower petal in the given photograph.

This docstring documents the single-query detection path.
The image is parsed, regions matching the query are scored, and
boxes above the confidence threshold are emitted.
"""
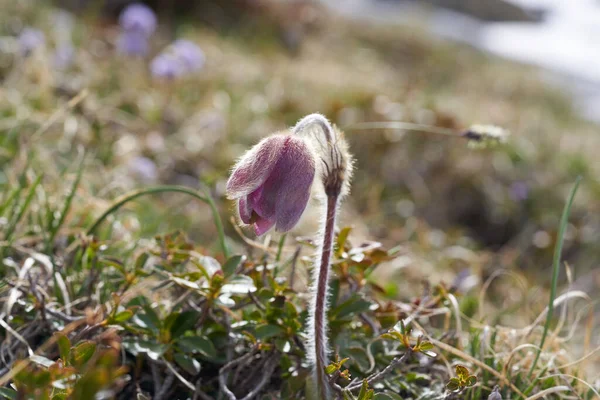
[238,196,252,224]
[273,138,315,232]
[247,183,277,220]
[226,135,287,199]
[254,216,276,236]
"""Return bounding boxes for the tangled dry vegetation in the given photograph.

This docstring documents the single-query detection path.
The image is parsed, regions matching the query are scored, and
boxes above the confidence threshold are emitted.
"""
[0,0,599,399]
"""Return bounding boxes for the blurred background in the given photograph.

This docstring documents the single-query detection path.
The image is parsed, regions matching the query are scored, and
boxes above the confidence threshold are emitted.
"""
[1,0,600,340]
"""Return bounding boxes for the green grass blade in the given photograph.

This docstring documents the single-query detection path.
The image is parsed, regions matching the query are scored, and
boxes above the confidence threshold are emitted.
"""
[86,185,229,258]
[527,176,581,380]
[276,233,287,262]
[200,187,230,259]
[0,187,19,217]
[4,174,43,242]
[47,152,85,250]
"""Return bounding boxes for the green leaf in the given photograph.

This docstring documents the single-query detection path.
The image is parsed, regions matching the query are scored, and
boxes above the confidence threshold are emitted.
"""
[30,355,54,368]
[113,310,134,323]
[346,347,370,371]
[400,320,408,335]
[0,387,17,399]
[529,176,581,379]
[381,331,404,342]
[255,324,285,340]
[33,370,52,387]
[466,375,477,387]
[357,380,368,400]
[177,336,217,359]
[167,311,200,339]
[455,365,469,381]
[373,394,395,400]
[133,306,161,332]
[135,252,150,271]
[171,276,200,290]
[123,339,170,360]
[56,333,71,361]
[222,255,245,277]
[70,341,96,367]
[446,378,461,392]
[331,294,372,319]
[421,350,437,358]
[336,226,353,257]
[325,364,337,375]
[343,392,357,400]
[405,372,431,384]
[220,275,256,295]
[418,341,434,351]
[174,353,201,375]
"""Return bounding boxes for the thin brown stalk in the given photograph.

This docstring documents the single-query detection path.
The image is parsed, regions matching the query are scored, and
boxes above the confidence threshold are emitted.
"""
[312,194,338,400]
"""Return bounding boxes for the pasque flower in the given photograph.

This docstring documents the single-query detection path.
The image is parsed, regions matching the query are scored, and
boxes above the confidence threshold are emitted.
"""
[226,114,352,399]
[226,134,316,236]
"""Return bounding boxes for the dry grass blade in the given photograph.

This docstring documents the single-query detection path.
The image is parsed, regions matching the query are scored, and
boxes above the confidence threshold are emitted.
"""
[524,385,570,400]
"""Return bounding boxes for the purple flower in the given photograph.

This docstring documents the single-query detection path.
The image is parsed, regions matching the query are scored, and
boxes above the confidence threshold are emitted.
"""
[118,30,150,56]
[18,28,45,56]
[510,181,529,202]
[118,3,157,36]
[150,39,204,79]
[226,135,316,236]
[54,44,75,69]
[128,156,158,183]
[171,39,205,72]
[150,53,185,79]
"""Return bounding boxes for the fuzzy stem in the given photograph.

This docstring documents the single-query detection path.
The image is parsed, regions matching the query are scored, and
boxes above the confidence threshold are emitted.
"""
[313,194,338,400]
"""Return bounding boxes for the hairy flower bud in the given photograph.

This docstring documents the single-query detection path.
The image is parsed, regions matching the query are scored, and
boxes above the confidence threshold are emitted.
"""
[293,113,352,198]
[226,134,316,236]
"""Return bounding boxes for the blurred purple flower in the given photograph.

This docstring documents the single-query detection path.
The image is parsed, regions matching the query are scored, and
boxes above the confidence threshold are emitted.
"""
[226,135,316,236]
[150,53,185,79]
[18,28,45,56]
[171,39,205,72]
[118,3,157,36]
[54,44,75,69]
[510,181,529,202]
[118,30,150,56]
[128,156,158,183]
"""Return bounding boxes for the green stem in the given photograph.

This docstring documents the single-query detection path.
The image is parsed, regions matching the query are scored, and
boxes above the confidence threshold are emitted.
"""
[86,185,229,258]
[527,177,581,380]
